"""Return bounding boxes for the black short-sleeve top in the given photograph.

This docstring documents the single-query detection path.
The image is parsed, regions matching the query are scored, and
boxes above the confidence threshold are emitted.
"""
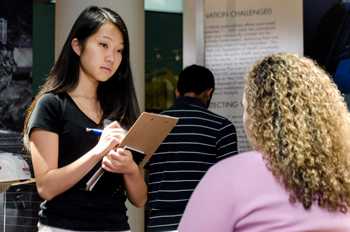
[28,92,129,231]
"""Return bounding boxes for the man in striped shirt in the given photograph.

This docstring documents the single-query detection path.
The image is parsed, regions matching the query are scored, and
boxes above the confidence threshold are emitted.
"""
[146,65,238,232]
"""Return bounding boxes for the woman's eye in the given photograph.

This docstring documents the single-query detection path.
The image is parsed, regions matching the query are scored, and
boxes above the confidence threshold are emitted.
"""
[99,42,108,48]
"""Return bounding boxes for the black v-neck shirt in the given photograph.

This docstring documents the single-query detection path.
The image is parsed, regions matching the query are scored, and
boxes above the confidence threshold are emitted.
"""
[28,92,129,231]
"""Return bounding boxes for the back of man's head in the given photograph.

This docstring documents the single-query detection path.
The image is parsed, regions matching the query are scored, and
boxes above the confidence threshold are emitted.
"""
[177,65,215,96]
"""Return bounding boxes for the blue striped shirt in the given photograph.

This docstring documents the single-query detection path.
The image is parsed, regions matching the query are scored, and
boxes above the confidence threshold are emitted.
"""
[146,96,238,231]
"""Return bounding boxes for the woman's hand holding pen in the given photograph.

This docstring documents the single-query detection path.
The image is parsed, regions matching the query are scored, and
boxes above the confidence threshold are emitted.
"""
[101,148,138,175]
[90,121,127,158]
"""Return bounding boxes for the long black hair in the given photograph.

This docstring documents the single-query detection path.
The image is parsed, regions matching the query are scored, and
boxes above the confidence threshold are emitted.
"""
[24,6,139,138]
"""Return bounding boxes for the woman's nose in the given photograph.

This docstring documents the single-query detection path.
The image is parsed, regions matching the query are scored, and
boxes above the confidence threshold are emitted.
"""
[105,51,115,63]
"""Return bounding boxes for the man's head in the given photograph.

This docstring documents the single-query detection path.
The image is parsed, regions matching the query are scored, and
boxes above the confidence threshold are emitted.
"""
[176,64,215,108]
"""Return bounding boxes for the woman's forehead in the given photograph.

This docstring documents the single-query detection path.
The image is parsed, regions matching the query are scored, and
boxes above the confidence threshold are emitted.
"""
[93,22,124,43]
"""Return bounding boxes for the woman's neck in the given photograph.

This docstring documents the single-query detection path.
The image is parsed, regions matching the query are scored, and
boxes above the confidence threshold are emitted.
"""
[69,93,97,100]
[69,72,99,99]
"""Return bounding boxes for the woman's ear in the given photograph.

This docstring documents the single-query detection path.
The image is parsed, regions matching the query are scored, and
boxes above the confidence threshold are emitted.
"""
[71,38,81,56]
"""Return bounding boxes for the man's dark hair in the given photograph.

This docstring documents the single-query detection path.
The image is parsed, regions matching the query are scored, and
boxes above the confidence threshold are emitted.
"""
[177,64,215,96]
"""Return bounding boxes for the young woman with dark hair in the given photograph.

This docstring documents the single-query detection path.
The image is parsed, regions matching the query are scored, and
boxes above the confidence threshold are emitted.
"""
[23,6,146,231]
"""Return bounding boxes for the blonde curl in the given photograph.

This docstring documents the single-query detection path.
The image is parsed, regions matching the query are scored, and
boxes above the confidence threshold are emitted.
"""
[245,53,350,213]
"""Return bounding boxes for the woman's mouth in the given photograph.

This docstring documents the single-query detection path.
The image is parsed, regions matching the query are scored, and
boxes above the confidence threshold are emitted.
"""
[101,66,112,73]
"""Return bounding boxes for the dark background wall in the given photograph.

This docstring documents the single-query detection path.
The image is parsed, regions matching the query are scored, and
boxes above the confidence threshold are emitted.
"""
[32,1,55,94]
[303,0,340,58]
[304,0,350,104]
[0,1,53,231]
[145,11,182,112]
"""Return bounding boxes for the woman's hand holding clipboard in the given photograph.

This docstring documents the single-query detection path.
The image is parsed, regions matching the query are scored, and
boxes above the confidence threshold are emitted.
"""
[85,112,178,191]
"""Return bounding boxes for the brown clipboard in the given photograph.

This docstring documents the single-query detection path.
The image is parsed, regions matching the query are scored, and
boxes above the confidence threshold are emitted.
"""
[86,112,178,191]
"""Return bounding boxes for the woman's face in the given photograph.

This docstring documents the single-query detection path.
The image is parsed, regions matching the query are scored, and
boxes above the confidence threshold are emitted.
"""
[73,22,124,83]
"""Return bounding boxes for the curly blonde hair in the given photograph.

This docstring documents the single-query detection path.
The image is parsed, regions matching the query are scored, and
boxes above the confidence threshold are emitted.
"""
[244,53,350,213]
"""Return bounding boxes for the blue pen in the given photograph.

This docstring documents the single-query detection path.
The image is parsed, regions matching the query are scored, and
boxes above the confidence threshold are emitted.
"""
[86,128,103,136]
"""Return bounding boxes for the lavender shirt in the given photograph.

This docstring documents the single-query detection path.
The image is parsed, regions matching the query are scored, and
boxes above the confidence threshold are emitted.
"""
[178,151,350,232]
